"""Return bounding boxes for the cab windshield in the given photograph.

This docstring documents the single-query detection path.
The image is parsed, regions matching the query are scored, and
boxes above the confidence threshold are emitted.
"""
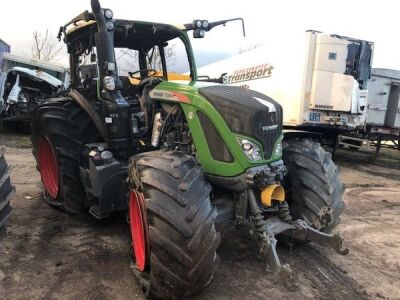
[113,20,193,82]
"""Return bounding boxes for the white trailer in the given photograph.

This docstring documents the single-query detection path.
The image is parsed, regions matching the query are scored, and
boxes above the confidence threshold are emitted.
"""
[362,68,400,152]
[197,30,374,142]
[367,68,400,129]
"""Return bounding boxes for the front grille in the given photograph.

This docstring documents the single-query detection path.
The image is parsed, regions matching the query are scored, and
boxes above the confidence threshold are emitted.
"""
[257,108,282,159]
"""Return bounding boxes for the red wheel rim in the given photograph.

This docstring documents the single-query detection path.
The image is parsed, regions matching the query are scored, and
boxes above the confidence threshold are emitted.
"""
[129,190,148,271]
[39,137,59,199]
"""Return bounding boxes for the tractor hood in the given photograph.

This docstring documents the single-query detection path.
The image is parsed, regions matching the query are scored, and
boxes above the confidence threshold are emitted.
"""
[151,80,283,160]
[198,85,282,159]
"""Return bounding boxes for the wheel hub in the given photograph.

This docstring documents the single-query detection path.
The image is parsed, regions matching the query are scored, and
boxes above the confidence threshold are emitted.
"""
[129,190,148,271]
[39,137,59,199]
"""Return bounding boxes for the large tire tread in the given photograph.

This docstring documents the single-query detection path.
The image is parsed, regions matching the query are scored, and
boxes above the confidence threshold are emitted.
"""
[129,151,220,299]
[0,149,14,228]
[283,139,345,232]
[31,99,100,213]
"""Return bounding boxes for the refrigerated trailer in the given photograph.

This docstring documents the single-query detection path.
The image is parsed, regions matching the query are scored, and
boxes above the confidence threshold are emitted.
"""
[197,30,374,145]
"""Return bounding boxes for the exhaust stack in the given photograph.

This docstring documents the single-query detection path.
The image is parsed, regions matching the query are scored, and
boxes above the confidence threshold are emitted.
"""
[91,0,132,150]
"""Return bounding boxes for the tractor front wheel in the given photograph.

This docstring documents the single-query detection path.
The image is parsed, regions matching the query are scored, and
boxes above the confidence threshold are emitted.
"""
[282,139,345,232]
[128,151,220,298]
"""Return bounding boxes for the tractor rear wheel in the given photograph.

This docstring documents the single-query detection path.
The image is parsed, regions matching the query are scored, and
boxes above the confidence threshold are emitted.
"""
[31,100,100,213]
[0,149,14,228]
[128,151,220,299]
[282,139,345,232]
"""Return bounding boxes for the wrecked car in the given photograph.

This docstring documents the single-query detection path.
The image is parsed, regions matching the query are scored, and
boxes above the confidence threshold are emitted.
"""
[0,67,62,132]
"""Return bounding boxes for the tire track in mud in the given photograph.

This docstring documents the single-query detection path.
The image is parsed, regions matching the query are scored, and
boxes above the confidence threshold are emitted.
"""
[196,224,369,300]
[291,244,368,300]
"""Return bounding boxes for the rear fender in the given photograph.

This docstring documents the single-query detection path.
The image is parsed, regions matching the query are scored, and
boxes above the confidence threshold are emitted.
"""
[69,89,107,138]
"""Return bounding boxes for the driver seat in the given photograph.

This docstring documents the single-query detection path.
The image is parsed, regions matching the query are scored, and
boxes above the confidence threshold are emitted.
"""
[119,76,138,98]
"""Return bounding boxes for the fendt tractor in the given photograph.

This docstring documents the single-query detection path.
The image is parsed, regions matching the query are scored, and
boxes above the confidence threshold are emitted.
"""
[30,0,347,297]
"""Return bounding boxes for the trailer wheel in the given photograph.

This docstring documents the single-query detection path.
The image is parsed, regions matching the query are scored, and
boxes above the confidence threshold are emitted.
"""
[0,149,15,228]
[128,151,220,299]
[282,139,345,232]
[31,100,100,213]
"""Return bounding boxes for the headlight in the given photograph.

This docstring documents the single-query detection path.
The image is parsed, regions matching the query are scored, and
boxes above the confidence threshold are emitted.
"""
[103,76,115,90]
[274,142,282,157]
[106,21,114,31]
[104,9,113,19]
[252,149,262,161]
[237,138,263,162]
[242,140,253,151]
[193,29,206,38]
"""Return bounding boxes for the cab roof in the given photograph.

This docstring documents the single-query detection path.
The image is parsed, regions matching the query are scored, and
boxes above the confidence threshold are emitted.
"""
[65,19,185,51]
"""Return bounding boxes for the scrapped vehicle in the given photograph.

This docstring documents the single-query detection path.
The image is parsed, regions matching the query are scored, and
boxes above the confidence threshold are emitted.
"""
[0,67,62,132]
[30,0,347,298]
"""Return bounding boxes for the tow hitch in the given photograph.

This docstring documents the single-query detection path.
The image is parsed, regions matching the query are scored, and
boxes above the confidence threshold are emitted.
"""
[247,189,348,290]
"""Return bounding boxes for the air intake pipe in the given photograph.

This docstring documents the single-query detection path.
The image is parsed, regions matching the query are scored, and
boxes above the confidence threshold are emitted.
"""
[91,0,132,150]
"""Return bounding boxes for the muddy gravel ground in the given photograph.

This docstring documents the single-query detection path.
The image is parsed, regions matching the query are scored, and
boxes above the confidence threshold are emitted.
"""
[0,131,399,300]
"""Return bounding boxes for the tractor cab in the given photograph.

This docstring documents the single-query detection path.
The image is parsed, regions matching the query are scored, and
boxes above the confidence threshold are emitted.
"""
[63,19,193,102]
[58,8,244,150]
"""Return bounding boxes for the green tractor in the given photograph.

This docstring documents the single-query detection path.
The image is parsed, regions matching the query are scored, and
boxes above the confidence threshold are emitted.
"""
[31,0,347,297]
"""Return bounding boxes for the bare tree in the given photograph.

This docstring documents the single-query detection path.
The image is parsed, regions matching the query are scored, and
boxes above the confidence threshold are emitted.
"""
[32,29,63,62]
[116,49,140,76]
[116,44,177,76]
[146,44,177,70]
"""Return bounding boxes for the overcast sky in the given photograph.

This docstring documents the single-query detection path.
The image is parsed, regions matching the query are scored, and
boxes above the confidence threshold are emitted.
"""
[1,0,399,70]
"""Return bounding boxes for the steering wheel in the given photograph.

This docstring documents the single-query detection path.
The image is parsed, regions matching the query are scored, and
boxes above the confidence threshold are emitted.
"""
[129,69,158,80]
